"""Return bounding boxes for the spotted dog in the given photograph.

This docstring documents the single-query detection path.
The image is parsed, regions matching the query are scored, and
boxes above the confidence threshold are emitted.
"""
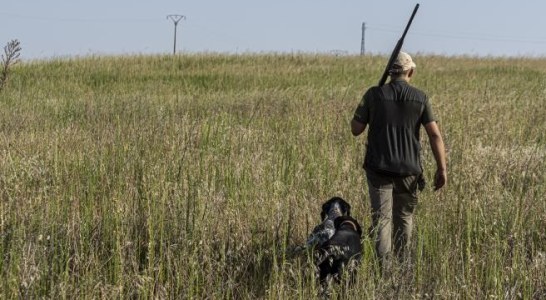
[305,197,352,249]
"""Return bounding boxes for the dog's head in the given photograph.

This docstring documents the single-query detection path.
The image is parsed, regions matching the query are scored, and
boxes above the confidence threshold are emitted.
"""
[320,197,351,221]
[334,215,362,237]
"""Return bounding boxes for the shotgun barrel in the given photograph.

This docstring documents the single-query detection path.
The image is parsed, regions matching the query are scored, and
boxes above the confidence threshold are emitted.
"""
[378,4,420,86]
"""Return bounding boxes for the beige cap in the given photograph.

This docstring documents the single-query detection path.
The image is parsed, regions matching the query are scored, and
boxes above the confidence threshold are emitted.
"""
[392,51,416,71]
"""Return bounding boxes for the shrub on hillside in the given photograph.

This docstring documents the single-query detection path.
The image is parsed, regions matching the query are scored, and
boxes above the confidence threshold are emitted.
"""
[0,39,22,92]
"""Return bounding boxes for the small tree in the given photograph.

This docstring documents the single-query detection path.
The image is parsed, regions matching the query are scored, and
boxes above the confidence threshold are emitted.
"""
[0,39,22,92]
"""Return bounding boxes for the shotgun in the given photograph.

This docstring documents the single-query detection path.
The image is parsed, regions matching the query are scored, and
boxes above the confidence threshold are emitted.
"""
[378,3,420,86]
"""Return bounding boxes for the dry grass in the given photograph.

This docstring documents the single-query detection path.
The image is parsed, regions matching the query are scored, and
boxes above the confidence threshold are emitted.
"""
[0,53,545,299]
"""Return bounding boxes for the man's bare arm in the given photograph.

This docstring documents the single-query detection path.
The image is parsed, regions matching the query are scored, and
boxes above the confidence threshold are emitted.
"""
[424,121,447,190]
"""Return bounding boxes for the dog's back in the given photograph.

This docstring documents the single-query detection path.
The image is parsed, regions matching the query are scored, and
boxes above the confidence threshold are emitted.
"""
[316,216,363,283]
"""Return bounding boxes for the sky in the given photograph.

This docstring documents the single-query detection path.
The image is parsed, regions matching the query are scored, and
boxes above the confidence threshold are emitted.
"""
[2,0,546,60]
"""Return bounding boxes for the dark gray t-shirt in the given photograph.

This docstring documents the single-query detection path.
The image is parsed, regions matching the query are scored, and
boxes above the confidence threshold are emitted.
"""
[353,79,435,176]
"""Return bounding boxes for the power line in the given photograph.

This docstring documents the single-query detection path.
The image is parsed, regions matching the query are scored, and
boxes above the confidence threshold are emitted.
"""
[366,25,546,44]
[414,31,546,44]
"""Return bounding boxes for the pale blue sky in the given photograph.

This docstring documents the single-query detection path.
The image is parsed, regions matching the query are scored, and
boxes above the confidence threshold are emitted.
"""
[2,0,546,60]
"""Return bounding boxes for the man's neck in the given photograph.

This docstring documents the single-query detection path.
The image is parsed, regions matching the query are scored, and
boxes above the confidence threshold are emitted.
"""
[390,75,410,83]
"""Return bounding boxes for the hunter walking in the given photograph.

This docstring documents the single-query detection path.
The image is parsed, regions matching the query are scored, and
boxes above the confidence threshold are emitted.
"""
[351,52,447,271]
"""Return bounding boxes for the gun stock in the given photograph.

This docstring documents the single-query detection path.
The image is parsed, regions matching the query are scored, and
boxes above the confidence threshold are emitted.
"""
[378,3,420,86]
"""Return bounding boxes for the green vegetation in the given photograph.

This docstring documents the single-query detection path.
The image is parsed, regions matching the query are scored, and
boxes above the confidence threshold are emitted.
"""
[0,53,545,299]
[0,39,22,92]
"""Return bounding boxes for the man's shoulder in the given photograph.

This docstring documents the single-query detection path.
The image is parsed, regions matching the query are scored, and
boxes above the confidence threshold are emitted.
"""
[365,85,382,94]
[401,83,427,102]
[364,85,384,99]
[409,84,426,96]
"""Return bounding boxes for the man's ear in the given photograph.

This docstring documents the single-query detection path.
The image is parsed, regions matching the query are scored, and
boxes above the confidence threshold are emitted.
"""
[408,68,414,78]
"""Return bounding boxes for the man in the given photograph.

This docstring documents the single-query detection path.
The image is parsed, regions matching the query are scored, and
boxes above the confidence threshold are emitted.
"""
[351,52,447,269]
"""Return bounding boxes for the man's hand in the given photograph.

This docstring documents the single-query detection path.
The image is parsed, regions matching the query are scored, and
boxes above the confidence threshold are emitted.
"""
[434,168,447,191]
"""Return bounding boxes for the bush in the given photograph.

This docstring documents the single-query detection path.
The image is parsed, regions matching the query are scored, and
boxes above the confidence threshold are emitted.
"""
[0,39,22,92]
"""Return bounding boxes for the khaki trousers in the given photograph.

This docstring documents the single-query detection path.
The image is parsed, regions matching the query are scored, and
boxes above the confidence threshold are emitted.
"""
[366,170,419,266]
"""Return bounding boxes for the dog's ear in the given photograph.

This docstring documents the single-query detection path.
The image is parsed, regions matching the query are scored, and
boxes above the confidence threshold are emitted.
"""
[333,215,344,228]
[342,201,351,216]
[320,204,330,220]
[321,198,334,220]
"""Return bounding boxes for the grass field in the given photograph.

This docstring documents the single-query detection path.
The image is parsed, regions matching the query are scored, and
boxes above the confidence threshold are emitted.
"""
[0,53,545,299]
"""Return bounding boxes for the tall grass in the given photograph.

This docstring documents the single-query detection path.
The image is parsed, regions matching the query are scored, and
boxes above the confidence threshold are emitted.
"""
[0,53,545,298]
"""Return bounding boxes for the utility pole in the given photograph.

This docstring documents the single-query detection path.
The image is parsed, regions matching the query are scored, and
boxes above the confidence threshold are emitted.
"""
[167,14,186,55]
[361,22,366,55]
